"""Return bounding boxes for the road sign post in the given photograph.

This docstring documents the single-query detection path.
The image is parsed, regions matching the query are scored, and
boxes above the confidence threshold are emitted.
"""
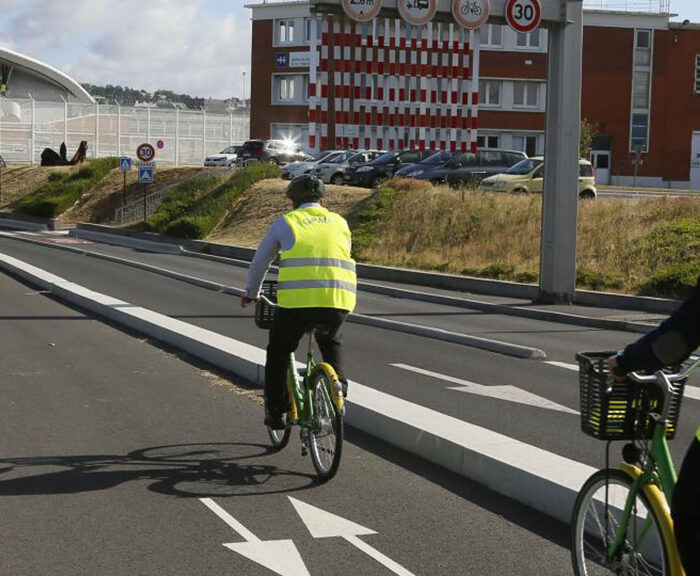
[138,163,155,222]
[119,157,132,208]
[0,155,6,206]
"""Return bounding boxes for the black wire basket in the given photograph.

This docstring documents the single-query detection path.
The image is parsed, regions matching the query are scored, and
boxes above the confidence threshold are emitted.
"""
[576,351,686,441]
[254,280,277,329]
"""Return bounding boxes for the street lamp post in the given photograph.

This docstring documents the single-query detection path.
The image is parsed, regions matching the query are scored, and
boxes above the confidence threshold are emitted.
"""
[242,71,247,104]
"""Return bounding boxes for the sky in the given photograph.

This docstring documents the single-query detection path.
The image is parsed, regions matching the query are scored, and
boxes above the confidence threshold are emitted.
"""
[0,0,699,100]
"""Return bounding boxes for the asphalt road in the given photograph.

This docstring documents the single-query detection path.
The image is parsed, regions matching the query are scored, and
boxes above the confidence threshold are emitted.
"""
[0,234,697,472]
[0,270,574,575]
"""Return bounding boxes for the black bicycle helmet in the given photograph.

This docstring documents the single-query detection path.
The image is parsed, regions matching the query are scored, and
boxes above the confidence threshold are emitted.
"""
[286,174,325,204]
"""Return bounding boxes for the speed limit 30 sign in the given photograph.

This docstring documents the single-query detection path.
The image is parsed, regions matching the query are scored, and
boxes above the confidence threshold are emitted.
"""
[505,0,541,34]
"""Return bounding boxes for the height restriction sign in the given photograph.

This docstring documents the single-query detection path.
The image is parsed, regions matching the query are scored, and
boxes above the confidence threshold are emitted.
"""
[505,0,542,33]
[341,0,382,22]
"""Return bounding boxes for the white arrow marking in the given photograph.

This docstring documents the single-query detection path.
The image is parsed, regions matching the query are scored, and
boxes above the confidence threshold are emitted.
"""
[200,498,311,576]
[392,363,579,415]
[288,497,415,576]
[544,361,700,401]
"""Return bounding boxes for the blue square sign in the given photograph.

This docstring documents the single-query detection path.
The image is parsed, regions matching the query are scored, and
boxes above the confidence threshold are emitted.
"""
[138,166,154,184]
[119,157,131,172]
[276,52,289,67]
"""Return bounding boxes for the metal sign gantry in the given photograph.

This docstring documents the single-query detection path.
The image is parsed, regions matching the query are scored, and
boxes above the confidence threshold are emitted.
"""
[311,0,584,304]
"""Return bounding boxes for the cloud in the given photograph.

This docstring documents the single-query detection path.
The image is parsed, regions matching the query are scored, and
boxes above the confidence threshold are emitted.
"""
[0,0,251,99]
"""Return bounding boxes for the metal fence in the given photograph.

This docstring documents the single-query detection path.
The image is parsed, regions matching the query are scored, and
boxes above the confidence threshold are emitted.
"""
[0,97,250,166]
[583,0,670,12]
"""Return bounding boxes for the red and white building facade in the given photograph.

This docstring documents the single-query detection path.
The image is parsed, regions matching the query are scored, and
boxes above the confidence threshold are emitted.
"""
[247,1,700,189]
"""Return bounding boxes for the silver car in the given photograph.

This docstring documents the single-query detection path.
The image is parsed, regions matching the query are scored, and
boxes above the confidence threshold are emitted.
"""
[281,150,346,180]
[314,150,384,184]
[204,144,243,167]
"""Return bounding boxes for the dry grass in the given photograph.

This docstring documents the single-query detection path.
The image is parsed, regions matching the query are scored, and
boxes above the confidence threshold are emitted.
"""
[59,166,205,225]
[356,181,700,295]
[207,178,373,246]
[0,165,73,209]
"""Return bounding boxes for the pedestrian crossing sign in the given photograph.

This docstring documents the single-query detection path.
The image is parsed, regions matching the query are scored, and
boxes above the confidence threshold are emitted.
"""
[119,157,132,172]
[138,165,154,184]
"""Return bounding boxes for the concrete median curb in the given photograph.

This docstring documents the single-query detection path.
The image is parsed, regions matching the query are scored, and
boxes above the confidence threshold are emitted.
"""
[1,233,545,359]
[70,229,184,254]
[0,249,593,526]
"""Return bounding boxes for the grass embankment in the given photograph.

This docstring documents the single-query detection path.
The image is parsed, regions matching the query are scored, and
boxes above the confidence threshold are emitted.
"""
[146,163,281,239]
[352,178,700,299]
[15,158,119,218]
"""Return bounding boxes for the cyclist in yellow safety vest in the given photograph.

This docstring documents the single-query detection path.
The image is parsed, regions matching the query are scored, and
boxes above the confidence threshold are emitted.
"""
[241,174,356,430]
[608,274,700,574]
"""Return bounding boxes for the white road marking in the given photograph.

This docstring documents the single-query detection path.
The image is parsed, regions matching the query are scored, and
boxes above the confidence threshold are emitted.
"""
[545,361,578,371]
[200,498,311,576]
[289,497,414,576]
[200,498,260,542]
[392,363,579,415]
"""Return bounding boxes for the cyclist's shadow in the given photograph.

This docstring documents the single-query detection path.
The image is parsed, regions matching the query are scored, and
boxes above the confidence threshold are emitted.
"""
[0,442,318,498]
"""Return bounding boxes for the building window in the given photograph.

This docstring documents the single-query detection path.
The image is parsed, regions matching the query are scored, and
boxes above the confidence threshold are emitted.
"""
[478,80,502,107]
[271,123,309,150]
[632,71,650,108]
[477,135,500,149]
[513,81,539,108]
[513,135,538,157]
[277,20,296,44]
[273,74,309,105]
[480,24,503,47]
[631,113,649,152]
[516,29,541,49]
[695,54,700,93]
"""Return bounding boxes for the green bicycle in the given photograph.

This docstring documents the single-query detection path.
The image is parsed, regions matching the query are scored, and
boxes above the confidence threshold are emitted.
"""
[571,351,700,576]
[255,280,345,481]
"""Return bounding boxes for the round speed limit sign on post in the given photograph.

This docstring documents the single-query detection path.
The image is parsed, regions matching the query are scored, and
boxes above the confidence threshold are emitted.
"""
[341,0,382,22]
[136,143,155,163]
[505,0,542,34]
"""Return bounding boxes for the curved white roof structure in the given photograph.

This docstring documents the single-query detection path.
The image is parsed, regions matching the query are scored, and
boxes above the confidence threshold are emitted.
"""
[0,46,94,104]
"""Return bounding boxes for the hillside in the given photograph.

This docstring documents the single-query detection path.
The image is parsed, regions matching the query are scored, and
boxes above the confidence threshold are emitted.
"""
[0,165,73,209]
[207,178,374,247]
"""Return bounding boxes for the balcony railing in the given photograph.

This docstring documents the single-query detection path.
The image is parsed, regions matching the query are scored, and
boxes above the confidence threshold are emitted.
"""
[583,0,670,13]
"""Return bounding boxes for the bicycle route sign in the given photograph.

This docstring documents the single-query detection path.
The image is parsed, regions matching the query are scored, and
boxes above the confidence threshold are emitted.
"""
[452,0,489,30]
[136,143,156,163]
[505,0,542,33]
[398,0,437,26]
[341,0,382,22]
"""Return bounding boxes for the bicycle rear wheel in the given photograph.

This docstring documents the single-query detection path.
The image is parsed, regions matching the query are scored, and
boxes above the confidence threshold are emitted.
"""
[307,364,343,480]
[571,469,669,576]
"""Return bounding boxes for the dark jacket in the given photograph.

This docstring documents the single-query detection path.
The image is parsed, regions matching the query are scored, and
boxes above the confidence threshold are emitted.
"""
[617,275,700,373]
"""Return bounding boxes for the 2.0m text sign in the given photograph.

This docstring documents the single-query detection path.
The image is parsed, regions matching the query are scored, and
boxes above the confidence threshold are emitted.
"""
[505,0,542,33]
[341,0,382,22]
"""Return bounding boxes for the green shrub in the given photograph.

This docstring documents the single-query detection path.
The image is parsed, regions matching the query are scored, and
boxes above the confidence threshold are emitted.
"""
[162,162,280,239]
[147,173,224,230]
[514,270,538,283]
[645,263,700,300]
[349,182,399,258]
[576,269,624,291]
[17,157,118,218]
[478,262,516,280]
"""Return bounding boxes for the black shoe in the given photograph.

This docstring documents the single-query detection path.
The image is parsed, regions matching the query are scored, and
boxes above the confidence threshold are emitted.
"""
[264,414,287,430]
[339,377,348,398]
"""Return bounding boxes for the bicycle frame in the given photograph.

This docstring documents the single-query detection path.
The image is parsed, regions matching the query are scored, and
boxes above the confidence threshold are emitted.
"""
[285,333,317,427]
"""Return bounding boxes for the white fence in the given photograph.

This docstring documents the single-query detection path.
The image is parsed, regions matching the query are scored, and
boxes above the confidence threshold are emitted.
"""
[0,97,250,166]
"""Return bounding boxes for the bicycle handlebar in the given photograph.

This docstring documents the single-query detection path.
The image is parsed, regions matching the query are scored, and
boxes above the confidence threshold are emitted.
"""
[258,294,277,307]
[626,354,700,384]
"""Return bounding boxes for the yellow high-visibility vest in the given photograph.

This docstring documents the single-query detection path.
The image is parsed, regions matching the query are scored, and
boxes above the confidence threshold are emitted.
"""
[278,206,357,311]
[696,424,700,442]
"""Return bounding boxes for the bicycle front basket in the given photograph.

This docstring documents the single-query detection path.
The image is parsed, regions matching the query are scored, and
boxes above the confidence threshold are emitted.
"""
[576,351,686,441]
[254,280,278,330]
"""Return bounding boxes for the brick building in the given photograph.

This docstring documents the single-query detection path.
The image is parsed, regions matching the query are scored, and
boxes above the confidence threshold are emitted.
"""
[246,1,700,189]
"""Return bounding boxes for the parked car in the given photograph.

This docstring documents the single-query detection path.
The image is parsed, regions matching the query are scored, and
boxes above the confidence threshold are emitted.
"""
[282,150,346,180]
[204,143,243,167]
[477,157,598,199]
[345,149,436,188]
[394,150,453,181]
[443,149,528,187]
[237,139,311,165]
[314,150,384,184]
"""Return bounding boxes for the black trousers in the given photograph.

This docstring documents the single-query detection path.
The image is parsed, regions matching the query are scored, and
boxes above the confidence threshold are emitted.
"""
[672,436,700,575]
[265,307,348,417]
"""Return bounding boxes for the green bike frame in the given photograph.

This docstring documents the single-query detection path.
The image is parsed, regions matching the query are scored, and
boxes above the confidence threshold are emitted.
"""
[285,334,317,427]
[608,418,677,561]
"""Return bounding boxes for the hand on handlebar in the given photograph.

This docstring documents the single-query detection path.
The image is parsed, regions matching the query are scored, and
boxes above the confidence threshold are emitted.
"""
[607,355,626,382]
[240,295,257,308]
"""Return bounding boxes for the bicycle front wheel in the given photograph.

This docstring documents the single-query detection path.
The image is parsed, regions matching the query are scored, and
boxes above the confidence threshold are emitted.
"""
[307,364,343,481]
[571,469,670,576]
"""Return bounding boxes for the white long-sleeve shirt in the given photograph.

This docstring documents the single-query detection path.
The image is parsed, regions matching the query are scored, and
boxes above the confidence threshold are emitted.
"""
[245,203,351,298]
